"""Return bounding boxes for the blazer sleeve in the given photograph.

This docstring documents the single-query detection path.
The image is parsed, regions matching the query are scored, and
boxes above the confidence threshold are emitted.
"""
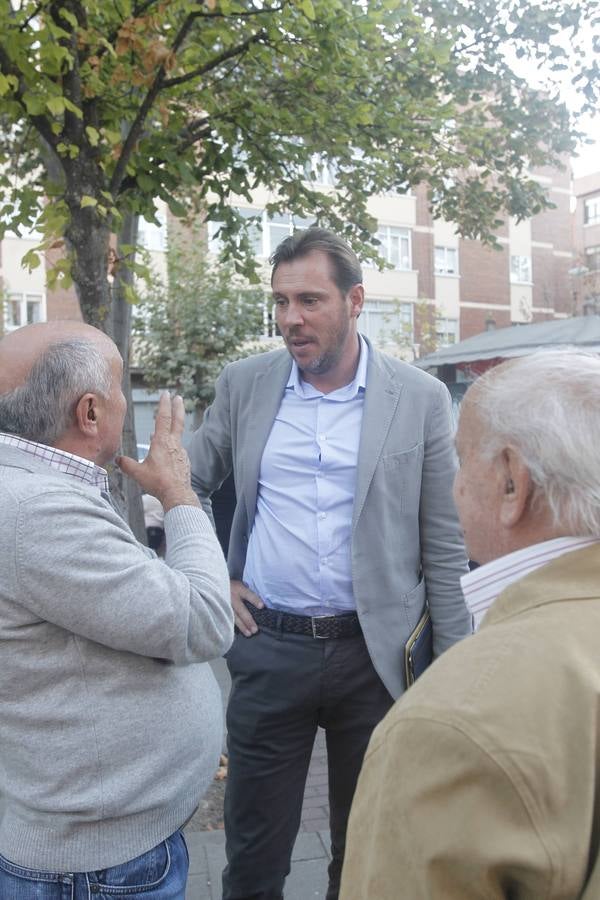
[419,380,471,654]
[189,363,235,521]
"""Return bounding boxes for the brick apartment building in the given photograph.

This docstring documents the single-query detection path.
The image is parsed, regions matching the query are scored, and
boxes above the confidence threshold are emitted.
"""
[572,171,600,315]
[1,162,576,359]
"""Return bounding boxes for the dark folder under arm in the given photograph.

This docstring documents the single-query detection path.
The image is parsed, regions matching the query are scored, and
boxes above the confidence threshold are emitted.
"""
[404,608,433,686]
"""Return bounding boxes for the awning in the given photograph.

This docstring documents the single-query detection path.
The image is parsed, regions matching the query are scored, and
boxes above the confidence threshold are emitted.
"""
[415,315,600,370]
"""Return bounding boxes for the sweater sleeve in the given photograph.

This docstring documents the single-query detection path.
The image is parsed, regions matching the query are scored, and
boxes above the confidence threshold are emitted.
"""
[339,714,554,900]
[14,486,233,664]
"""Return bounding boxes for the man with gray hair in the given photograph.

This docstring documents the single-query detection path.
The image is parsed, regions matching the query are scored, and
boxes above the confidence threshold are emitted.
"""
[0,321,233,899]
[340,350,600,900]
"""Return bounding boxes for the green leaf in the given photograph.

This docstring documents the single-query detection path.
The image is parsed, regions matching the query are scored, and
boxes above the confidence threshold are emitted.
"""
[22,248,41,271]
[23,93,46,116]
[80,195,98,208]
[137,172,156,192]
[63,98,83,119]
[300,0,316,19]
[46,96,65,117]
[86,126,100,146]
[58,7,78,29]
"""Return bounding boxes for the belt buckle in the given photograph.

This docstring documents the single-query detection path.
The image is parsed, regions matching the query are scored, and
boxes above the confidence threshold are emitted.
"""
[311,615,333,639]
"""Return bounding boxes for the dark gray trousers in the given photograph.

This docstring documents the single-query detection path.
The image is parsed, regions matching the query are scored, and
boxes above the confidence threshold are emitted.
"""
[222,625,394,900]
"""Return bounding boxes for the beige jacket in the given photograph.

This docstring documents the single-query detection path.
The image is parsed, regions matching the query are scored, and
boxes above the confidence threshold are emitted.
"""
[340,543,600,899]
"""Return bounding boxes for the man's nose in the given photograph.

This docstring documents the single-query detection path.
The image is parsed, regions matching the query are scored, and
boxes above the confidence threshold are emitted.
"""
[281,302,304,327]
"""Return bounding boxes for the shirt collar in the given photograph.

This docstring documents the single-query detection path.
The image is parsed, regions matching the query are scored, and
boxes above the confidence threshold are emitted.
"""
[287,333,369,400]
[0,432,110,492]
[461,536,600,631]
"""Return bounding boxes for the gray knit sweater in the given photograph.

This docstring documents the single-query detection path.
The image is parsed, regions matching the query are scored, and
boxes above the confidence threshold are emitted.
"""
[0,444,233,872]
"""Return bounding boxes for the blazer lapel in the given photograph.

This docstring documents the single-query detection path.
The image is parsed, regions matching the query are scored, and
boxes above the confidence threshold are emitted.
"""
[353,347,403,529]
[241,351,292,530]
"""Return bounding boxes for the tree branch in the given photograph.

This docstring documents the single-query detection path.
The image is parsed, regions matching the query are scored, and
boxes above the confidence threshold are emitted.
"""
[109,11,200,194]
[198,4,286,18]
[0,45,58,151]
[18,0,50,32]
[162,29,268,89]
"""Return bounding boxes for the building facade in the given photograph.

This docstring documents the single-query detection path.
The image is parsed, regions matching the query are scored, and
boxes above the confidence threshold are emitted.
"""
[2,165,575,360]
[573,171,600,315]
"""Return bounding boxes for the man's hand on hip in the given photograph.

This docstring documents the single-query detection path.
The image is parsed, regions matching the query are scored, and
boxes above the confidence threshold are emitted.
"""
[231,580,263,637]
[117,393,200,513]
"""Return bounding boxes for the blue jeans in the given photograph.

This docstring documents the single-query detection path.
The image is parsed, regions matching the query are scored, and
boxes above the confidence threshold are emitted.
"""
[0,829,189,899]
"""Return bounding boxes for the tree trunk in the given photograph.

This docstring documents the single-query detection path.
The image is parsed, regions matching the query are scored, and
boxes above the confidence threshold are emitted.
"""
[65,208,113,330]
[106,213,146,542]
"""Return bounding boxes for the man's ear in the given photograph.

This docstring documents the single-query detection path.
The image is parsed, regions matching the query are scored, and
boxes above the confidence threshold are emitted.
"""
[348,283,364,319]
[499,446,532,527]
[74,393,100,437]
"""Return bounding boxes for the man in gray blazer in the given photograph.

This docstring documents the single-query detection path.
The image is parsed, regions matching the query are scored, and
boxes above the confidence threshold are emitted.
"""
[190,227,471,900]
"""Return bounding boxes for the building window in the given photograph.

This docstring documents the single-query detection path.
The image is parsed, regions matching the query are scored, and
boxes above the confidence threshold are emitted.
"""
[303,155,338,187]
[6,293,43,329]
[585,246,600,271]
[510,255,532,284]
[267,212,313,255]
[209,209,313,258]
[209,207,264,256]
[376,226,411,270]
[584,197,600,226]
[436,317,458,346]
[434,246,459,275]
[359,300,413,346]
[138,208,167,252]
[268,213,292,254]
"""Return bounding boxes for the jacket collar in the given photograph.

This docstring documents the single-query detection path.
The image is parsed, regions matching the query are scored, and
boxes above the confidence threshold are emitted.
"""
[482,542,600,629]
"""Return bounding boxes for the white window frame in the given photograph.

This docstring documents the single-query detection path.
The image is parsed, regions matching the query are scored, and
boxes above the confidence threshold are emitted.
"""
[359,299,413,346]
[584,197,600,226]
[208,206,264,256]
[5,292,45,330]
[375,225,412,271]
[434,246,459,276]
[435,316,459,347]
[510,255,532,284]
[584,246,600,271]
[138,208,168,252]
[303,155,338,187]
[209,208,314,259]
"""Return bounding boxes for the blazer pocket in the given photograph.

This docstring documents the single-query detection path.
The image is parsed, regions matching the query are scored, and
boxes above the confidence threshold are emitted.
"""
[382,442,424,470]
[379,444,424,511]
[402,576,426,632]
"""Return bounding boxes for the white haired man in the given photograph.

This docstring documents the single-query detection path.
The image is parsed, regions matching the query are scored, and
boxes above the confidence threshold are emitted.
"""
[340,350,600,900]
[0,321,233,899]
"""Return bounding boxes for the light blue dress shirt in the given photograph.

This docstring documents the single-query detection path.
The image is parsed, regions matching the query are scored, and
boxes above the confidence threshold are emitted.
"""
[243,336,369,616]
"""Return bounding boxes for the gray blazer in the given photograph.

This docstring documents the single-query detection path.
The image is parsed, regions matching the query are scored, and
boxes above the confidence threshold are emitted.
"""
[190,341,471,698]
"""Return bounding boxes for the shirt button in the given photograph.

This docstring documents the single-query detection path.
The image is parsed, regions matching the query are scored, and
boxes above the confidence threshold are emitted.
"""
[318,512,326,520]
[322,558,329,565]
[319,434,327,441]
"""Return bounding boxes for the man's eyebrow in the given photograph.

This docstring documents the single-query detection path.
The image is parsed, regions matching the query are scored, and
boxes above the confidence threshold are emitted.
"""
[272,290,327,300]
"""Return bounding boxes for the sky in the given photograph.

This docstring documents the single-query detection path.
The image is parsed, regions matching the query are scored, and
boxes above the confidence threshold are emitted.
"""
[571,116,599,179]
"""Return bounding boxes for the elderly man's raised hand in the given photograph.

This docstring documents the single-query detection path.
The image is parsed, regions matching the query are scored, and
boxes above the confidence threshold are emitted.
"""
[117,393,200,513]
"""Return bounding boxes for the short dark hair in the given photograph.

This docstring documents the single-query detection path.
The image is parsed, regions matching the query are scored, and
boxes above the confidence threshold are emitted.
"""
[270,227,363,295]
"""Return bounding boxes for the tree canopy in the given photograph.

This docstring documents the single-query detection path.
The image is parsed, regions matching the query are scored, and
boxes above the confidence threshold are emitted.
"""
[0,0,597,329]
[134,233,266,423]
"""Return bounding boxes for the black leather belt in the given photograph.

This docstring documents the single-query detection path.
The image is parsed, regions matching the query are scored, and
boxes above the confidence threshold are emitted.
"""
[245,601,362,639]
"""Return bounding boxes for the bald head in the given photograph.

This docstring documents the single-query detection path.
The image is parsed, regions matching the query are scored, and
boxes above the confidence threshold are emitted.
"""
[0,321,116,393]
[0,322,124,460]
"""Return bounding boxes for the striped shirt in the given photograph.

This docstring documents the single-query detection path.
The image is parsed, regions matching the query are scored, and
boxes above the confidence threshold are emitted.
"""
[462,536,600,630]
[0,432,109,493]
